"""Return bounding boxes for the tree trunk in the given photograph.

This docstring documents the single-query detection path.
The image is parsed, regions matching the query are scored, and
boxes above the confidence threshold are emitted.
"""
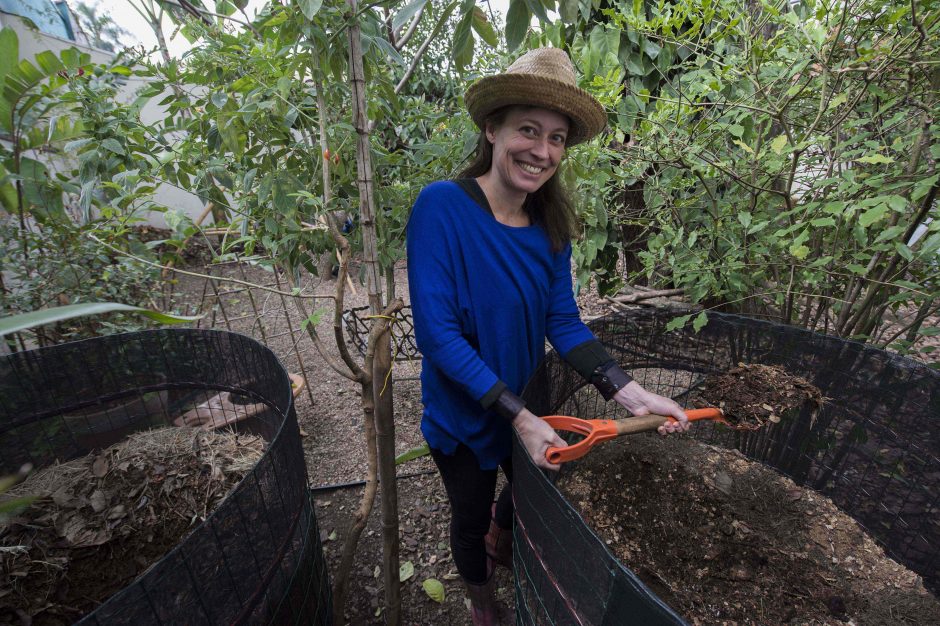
[373,310,401,624]
[346,2,401,622]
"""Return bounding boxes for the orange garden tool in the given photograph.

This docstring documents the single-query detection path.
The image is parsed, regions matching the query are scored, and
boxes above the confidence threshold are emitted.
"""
[543,407,750,464]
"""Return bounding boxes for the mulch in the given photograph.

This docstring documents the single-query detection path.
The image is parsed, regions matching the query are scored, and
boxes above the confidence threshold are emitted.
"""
[0,428,263,625]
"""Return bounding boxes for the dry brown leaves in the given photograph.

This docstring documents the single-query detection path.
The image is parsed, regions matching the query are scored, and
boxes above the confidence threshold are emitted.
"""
[0,427,264,623]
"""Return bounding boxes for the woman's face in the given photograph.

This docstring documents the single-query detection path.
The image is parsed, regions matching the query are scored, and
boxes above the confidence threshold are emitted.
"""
[485,107,569,196]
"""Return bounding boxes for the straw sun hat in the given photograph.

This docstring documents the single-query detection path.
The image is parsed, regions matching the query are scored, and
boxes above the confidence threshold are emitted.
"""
[465,47,607,146]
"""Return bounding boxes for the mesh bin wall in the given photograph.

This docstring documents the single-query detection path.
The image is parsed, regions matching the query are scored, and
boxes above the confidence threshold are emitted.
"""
[0,329,331,625]
[515,309,939,625]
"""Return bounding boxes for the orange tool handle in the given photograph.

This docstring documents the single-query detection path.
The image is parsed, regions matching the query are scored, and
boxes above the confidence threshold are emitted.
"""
[543,408,724,464]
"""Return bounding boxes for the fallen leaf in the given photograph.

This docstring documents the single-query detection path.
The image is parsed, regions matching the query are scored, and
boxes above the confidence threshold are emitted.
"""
[399,560,414,583]
[90,489,108,513]
[91,456,109,478]
[769,414,781,423]
[422,578,445,603]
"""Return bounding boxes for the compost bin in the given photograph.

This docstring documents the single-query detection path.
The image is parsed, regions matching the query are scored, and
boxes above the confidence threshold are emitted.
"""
[515,309,938,625]
[0,329,331,625]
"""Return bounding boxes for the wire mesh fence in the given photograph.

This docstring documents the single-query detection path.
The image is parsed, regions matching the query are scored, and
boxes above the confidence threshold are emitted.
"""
[0,329,331,625]
[342,304,420,361]
[515,309,939,625]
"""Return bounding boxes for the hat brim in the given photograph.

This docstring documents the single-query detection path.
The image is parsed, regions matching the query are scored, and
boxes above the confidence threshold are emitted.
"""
[465,74,607,146]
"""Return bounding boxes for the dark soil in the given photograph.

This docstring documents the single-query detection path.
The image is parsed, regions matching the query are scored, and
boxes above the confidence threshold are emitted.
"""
[0,428,263,625]
[557,433,940,625]
[694,364,824,428]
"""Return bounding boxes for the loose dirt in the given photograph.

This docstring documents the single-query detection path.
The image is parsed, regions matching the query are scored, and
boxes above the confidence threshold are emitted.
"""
[694,363,824,428]
[557,433,940,625]
[0,427,264,625]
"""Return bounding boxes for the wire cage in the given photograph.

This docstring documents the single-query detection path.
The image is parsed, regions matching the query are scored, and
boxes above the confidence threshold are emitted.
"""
[342,305,420,361]
[514,309,939,625]
[0,329,331,625]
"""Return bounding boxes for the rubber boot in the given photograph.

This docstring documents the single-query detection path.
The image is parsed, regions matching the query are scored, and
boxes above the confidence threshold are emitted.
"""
[485,504,513,570]
[465,574,501,626]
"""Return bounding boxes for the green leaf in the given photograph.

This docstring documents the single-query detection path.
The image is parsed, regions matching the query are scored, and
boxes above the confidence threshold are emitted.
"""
[894,242,913,262]
[298,0,323,20]
[452,4,475,70]
[34,50,64,76]
[393,0,427,32]
[733,140,753,154]
[0,303,200,337]
[0,28,17,87]
[523,0,550,23]
[859,204,888,227]
[399,560,415,582]
[505,0,530,52]
[396,443,430,465]
[211,91,229,108]
[301,307,328,330]
[471,7,498,48]
[737,212,752,228]
[101,138,125,156]
[692,311,708,332]
[422,578,445,603]
[769,134,788,155]
[857,153,894,165]
[789,244,810,260]
[558,0,579,23]
[665,314,691,332]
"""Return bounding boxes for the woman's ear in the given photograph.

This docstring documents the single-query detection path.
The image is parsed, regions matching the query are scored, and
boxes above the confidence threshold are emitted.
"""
[484,122,496,144]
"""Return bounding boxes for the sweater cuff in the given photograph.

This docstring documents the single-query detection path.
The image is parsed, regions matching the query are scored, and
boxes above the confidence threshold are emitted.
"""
[591,361,634,401]
[480,381,526,420]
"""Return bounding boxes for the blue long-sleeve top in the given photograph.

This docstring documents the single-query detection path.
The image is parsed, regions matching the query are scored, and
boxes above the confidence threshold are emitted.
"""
[406,180,597,469]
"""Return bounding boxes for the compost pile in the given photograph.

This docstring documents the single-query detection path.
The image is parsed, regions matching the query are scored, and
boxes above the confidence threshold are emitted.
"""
[557,433,940,625]
[693,363,824,428]
[0,427,264,625]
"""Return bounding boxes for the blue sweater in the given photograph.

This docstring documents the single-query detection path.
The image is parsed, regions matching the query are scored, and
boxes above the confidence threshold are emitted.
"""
[406,181,595,469]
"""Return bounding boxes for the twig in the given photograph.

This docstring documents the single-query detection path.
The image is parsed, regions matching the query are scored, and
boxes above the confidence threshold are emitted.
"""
[87,234,331,300]
[610,288,685,304]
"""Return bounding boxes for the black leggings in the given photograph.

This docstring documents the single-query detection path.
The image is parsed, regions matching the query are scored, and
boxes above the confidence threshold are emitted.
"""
[431,444,513,584]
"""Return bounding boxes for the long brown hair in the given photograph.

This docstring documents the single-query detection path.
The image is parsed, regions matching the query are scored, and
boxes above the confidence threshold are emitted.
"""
[458,106,577,253]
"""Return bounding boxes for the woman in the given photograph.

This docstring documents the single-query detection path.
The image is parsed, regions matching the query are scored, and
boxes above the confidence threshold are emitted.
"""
[406,47,689,625]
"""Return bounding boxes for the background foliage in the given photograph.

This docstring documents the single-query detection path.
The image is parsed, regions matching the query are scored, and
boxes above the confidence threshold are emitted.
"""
[2,0,938,361]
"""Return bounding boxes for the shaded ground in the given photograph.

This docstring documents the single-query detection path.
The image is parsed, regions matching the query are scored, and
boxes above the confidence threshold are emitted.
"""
[557,433,940,625]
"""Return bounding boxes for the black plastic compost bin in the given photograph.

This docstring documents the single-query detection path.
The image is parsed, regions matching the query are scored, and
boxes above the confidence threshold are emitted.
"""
[0,329,331,625]
[514,309,939,625]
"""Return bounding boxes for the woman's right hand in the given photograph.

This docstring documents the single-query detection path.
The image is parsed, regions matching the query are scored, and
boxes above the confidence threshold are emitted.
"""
[512,408,567,471]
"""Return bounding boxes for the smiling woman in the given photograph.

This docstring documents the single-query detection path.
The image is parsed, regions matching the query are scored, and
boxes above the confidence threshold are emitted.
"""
[406,47,691,625]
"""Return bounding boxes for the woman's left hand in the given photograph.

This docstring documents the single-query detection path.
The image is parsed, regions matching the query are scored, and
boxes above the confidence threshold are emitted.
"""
[613,381,690,435]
